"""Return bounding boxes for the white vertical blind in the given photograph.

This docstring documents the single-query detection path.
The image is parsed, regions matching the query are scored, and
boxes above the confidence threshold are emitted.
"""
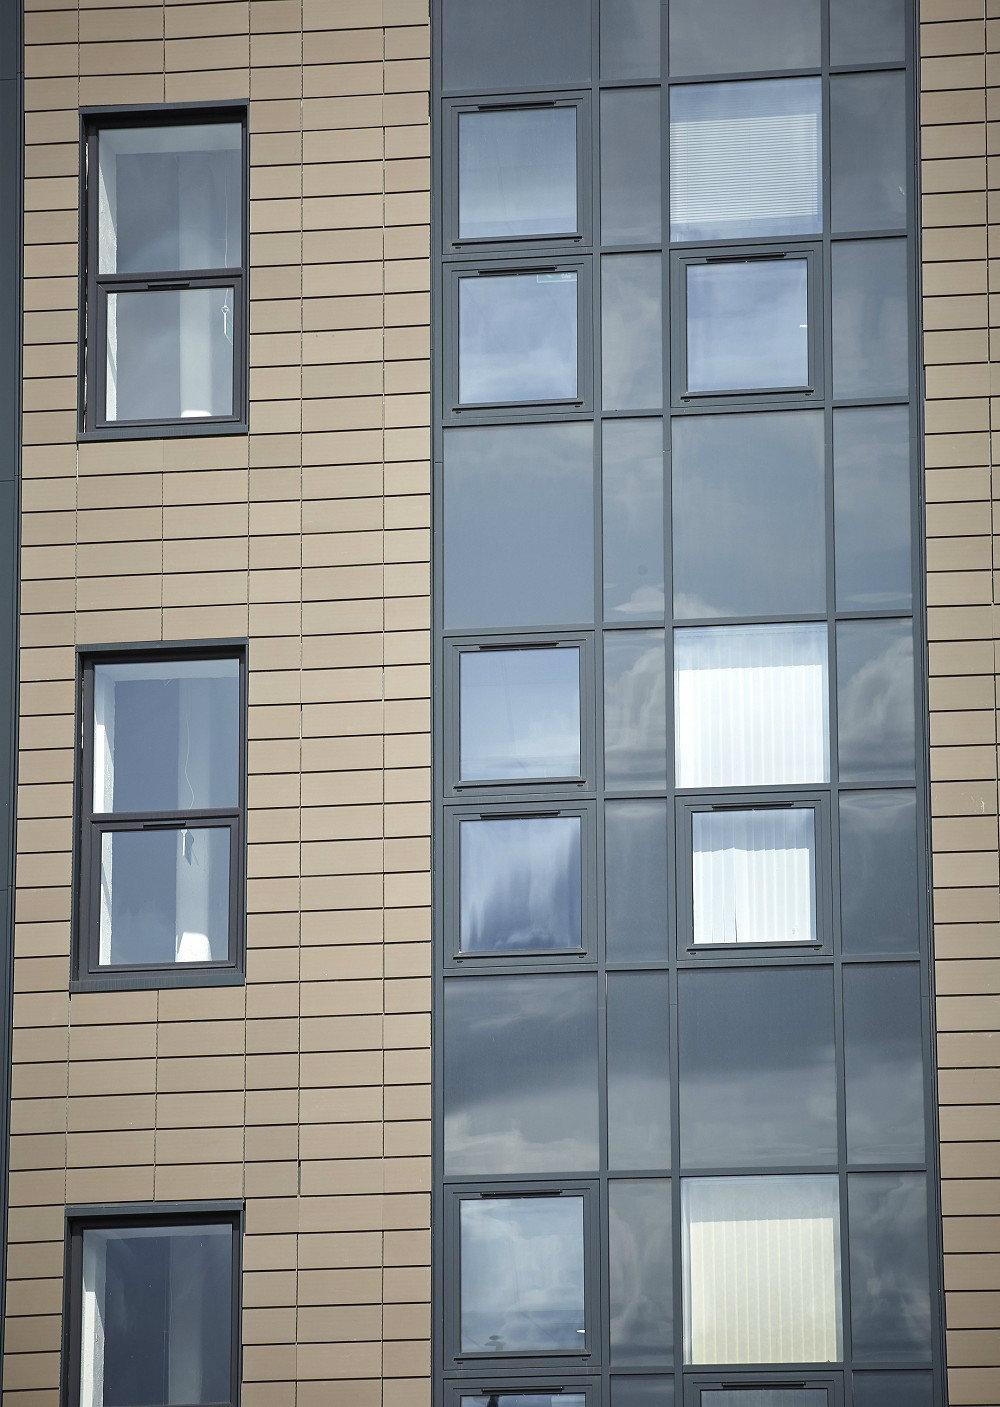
[693,808,817,945]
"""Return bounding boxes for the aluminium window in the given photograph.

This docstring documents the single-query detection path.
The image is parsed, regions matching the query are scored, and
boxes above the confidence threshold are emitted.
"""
[446,1382,596,1407]
[682,1380,837,1407]
[81,107,247,437]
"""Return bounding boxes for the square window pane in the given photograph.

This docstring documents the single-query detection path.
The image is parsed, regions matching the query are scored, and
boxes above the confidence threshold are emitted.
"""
[459,1196,586,1354]
[459,271,578,404]
[601,89,662,244]
[686,259,809,393]
[669,0,820,76]
[605,801,670,962]
[459,815,582,954]
[839,791,919,954]
[844,964,925,1164]
[601,0,661,80]
[106,287,235,423]
[608,972,670,1170]
[692,808,817,946]
[831,72,907,232]
[603,419,665,621]
[99,827,231,968]
[834,407,912,612]
[80,1222,233,1406]
[93,657,240,813]
[848,1174,932,1362]
[602,254,663,410]
[97,124,242,274]
[459,647,582,783]
[682,1176,842,1364]
[675,624,829,788]
[832,239,908,399]
[442,0,590,90]
[837,619,915,783]
[610,1180,672,1363]
[851,1374,933,1407]
[458,107,577,240]
[670,80,822,242]
[830,0,905,65]
[604,630,667,787]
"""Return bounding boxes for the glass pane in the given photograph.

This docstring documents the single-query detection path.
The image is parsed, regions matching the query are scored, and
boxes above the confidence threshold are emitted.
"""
[692,808,817,946]
[601,89,662,244]
[444,975,598,1176]
[605,801,670,961]
[845,964,925,1164]
[603,419,665,621]
[601,0,661,79]
[686,259,809,393]
[678,967,837,1167]
[830,0,906,64]
[682,1176,842,1365]
[675,624,829,787]
[702,1394,828,1407]
[607,972,670,1170]
[604,630,667,787]
[98,827,231,968]
[610,1181,672,1363]
[839,792,919,954]
[669,0,821,76]
[834,407,912,611]
[444,422,594,630]
[458,107,577,240]
[97,123,241,274]
[459,647,581,782]
[93,657,240,812]
[832,72,907,232]
[832,239,908,398]
[852,1374,933,1407]
[442,0,590,90]
[459,1195,586,1354]
[602,254,663,410]
[672,410,825,619]
[670,79,822,242]
[80,1223,232,1406]
[848,1173,932,1362]
[459,815,582,955]
[837,620,915,782]
[461,1398,586,1407]
[611,1380,674,1407]
[458,271,578,404]
[106,287,235,422]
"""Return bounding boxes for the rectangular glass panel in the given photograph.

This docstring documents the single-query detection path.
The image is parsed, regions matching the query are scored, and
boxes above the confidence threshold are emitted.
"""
[98,827,231,968]
[831,72,907,233]
[459,816,582,955]
[611,1380,674,1407]
[461,1398,586,1407]
[844,964,925,1164]
[97,123,241,274]
[458,270,578,404]
[701,1394,828,1407]
[602,254,663,410]
[686,259,809,393]
[442,0,590,90]
[444,423,594,630]
[837,619,915,782]
[830,0,905,65]
[459,1195,586,1354]
[848,1174,932,1362]
[603,419,665,621]
[607,972,670,1169]
[675,624,829,787]
[79,1223,232,1407]
[670,79,822,242]
[93,658,240,813]
[106,287,235,423]
[609,1180,672,1363]
[605,801,670,962]
[604,630,667,787]
[839,791,919,954]
[832,239,908,398]
[458,107,577,240]
[669,0,820,76]
[682,1176,842,1364]
[834,406,912,611]
[444,975,598,1176]
[851,1374,933,1407]
[601,0,661,79]
[692,808,817,946]
[459,647,582,782]
[601,89,662,244]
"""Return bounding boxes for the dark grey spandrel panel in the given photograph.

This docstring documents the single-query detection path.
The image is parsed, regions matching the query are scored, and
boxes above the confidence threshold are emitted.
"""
[836,619,915,783]
[844,964,925,1164]
[829,0,905,64]
[851,1373,934,1407]
[603,419,665,622]
[605,800,670,962]
[833,406,911,612]
[831,239,908,399]
[441,0,591,90]
[609,1180,672,1363]
[0,81,17,474]
[601,0,661,80]
[607,972,670,1170]
[600,88,662,246]
[603,629,667,787]
[610,1379,674,1407]
[831,71,907,233]
[602,254,663,411]
[839,791,919,955]
[848,1173,933,1363]
[669,0,821,76]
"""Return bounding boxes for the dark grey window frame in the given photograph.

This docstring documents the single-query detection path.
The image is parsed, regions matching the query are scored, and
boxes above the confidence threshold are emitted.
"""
[682,1373,841,1407]
[78,101,249,441]
[445,1378,600,1406]
[72,640,247,992]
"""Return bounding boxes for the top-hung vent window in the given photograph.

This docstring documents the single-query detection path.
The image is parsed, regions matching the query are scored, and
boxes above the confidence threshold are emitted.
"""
[81,109,247,436]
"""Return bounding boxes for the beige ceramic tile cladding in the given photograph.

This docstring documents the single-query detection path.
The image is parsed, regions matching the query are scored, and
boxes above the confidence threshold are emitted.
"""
[2,0,431,1405]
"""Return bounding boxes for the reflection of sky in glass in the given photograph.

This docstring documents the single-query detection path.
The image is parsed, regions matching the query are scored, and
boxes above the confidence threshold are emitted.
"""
[459,107,577,239]
[605,800,670,962]
[610,1376,675,1407]
[607,972,670,1169]
[839,791,919,954]
[845,964,925,1163]
[601,88,661,243]
[459,816,582,953]
[609,1180,672,1362]
[602,254,663,410]
[459,272,578,403]
[832,239,908,398]
[669,0,820,77]
[848,1173,932,1362]
[604,630,667,786]
[851,1372,933,1407]
[687,259,808,392]
[602,419,665,620]
[834,406,911,611]
[693,807,816,945]
[460,648,581,781]
[460,1196,586,1352]
[831,71,906,233]
[837,620,915,782]
[702,1393,828,1407]
[462,1396,586,1407]
[830,0,905,65]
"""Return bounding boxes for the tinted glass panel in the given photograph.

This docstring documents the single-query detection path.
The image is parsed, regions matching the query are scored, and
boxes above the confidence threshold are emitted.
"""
[459,647,581,782]
[601,0,661,79]
[669,0,821,75]
[611,1381,674,1407]
[609,1181,672,1363]
[679,967,837,1167]
[459,816,582,955]
[607,972,670,1169]
[458,107,577,240]
[851,1374,934,1407]
[459,1195,586,1353]
[831,72,907,232]
[702,1394,827,1407]
[839,791,919,954]
[605,801,670,961]
[848,1174,932,1362]
[443,422,594,630]
[692,807,817,946]
[834,406,912,611]
[686,258,809,394]
[458,271,578,404]
[670,79,822,242]
[830,0,906,64]
[837,620,915,782]
[601,89,661,244]
[604,630,667,787]
[832,239,908,398]
[603,419,665,621]
[441,0,591,90]
[461,1398,586,1407]
[444,975,599,1175]
[106,287,235,422]
[845,964,925,1164]
[602,254,663,410]
[672,411,825,619]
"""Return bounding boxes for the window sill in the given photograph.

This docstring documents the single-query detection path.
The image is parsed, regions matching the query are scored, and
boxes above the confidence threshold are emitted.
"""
[78,420,249,443]
[71,967,245,993]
